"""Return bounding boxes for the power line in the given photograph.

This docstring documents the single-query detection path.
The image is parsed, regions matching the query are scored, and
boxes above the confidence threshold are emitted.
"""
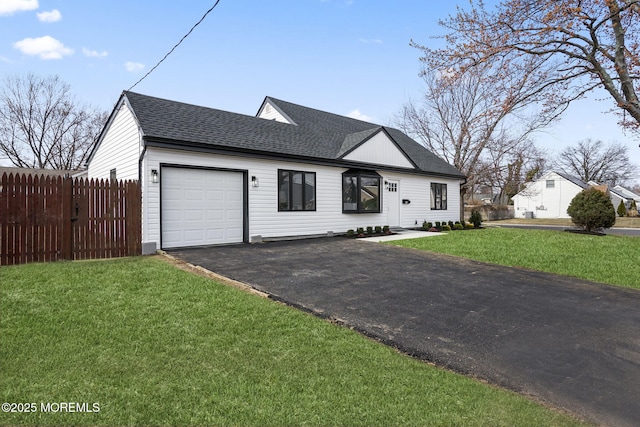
[127,0,222,92]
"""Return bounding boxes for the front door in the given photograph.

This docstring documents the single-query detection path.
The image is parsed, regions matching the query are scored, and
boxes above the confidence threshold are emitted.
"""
[386,179,400,226]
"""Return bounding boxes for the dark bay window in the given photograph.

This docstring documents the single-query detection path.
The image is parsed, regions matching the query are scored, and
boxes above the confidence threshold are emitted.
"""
[278,170,316,211]
[342,169,381,213]
[430,182,447,210]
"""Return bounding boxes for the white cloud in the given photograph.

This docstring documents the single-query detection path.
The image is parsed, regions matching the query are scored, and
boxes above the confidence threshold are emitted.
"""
[83,48,108,58]
[37,9,61,22]
[125,61,145,73]
[358,38,383,44]
[346,109,373,122]
[0,0,38,16]
[13,35,74,60]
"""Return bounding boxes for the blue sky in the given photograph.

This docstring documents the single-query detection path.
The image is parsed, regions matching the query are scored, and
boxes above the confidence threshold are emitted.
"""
[1,0,639,179]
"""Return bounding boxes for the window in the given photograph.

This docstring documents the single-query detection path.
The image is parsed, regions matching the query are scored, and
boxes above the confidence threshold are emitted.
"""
[342,169,381,213]
[278,170,316,211]
[430,183,447,210]
[110,168,117,181]
[546,180,555,188]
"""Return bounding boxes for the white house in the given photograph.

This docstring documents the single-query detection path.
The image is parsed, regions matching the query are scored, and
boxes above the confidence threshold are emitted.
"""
[512,171,588,218]
[512,170,637,219]
[87,92,466,253]
[612,185,640,210]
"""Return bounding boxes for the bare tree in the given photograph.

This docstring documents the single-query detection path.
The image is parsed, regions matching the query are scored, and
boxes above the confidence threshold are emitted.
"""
[0,73,107,170]
[477,138,547,204]
[555,139,638,186]
[397,62,554,200]
[413,0,640,136]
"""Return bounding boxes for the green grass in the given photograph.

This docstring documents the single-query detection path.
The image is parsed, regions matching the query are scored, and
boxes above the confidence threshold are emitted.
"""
[0,257,586,426]
[488,217,640,228]
[391,227,640,289]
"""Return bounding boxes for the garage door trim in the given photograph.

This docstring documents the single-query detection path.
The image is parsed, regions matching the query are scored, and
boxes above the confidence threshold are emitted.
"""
[159,164,249,248]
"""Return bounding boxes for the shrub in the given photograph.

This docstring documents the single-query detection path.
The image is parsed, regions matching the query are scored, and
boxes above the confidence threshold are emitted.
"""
[453,223,464,230]
[617,200,627,217]
[448,220,454,229]
[382,225,390,233]
[465,223,475,229]
[375,225,382,234]
[346,229,355,237]
[356,227,364,236]
[441,225,451,231]
[366,226,374,235]
[435,221,441,228]
[425,221,433,229]
[469,210,483,228]
[567,187,616,232]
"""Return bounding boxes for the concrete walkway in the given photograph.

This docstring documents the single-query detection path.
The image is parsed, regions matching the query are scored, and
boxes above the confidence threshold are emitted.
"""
[355,229,445,242]
[169,238,640,427]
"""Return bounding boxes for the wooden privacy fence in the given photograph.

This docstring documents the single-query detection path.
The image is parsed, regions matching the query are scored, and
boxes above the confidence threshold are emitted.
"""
[1,173,142,266]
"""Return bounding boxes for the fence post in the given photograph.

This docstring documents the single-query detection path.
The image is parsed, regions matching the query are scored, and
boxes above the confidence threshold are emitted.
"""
[60,176,73,260]
[0,173,8,265]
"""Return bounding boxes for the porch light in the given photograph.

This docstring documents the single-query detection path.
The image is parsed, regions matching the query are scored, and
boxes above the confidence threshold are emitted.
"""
[151,169,158,184]
[251,175,259,187]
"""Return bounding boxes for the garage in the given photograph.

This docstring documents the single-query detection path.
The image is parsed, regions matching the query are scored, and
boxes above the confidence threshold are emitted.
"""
[161,166,246,248]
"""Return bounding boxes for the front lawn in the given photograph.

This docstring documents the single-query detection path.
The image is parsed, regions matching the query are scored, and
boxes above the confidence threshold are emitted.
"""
[390,227,640,289]
[0,257,586,426]
[489,217,640,228]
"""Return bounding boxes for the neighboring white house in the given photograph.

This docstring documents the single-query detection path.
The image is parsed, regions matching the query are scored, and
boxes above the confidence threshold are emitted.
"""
[512,171,638,219]
[512,171,588,219]
[87,92,466,253]
[612,185,640,210]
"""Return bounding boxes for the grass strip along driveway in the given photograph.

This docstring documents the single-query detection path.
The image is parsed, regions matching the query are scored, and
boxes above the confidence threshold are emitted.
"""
[390,227,640,290]
[0,257,586,426]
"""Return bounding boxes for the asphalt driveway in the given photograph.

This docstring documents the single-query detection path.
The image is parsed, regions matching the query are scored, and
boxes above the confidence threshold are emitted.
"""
[168,238,640,427]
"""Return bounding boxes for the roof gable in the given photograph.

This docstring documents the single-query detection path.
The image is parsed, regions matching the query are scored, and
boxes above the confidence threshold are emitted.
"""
[512,170,588,199]
[340,128,415,169]
[337,128,381,157]
[256,99,296,124]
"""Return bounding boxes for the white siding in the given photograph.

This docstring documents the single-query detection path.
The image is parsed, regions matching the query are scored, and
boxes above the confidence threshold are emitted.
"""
[343,132,414,169]
[142,148,462,249]
[512,172,583,218]
[88,103,141,180]
[382,174,460,227]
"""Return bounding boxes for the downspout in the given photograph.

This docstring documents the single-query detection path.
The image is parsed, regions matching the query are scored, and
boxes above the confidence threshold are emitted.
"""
[137,135,147,249]
[138,144,147,182]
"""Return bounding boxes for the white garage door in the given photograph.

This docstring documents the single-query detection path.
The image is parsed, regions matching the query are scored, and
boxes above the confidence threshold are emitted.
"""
[161,167,244,248]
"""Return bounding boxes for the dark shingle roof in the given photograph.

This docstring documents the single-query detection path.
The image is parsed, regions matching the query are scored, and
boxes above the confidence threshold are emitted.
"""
[555,171,588,189]
[123,91,465,178]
